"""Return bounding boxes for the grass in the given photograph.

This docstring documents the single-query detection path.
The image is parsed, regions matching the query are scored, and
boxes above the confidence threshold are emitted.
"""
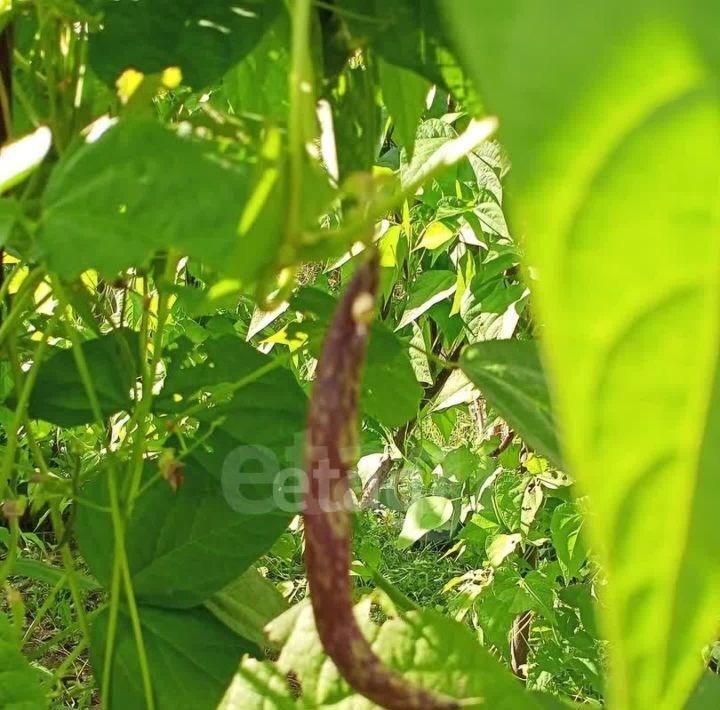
[261,509,469,612]
[2,532,101,709]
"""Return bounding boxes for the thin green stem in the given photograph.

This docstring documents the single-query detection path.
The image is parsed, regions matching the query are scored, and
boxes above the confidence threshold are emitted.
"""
[0,517,19,587]
[0,308,60,496]
[285,0,315,253]
[102,538,123,707]
[52,637,88,685]
[36,1,64,152]
[0,262,21,304]
[52,278,155,710]
[407,340,457,370]
[22,573,68,646]
[126,256,178,511]
[0,67,11,141]
[298,117,498,256]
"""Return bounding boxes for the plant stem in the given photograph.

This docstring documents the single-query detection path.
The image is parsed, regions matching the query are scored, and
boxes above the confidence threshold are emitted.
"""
[285,0,315,252]
[0,308,60,496]
[126,256,178,511]
[53,278,155,710]
[27,607,103,661]
[299,117,498,256]
[22,573,68,646]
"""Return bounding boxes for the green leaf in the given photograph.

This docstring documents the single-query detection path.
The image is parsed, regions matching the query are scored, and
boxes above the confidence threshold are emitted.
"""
[40,121,250,280]
[416,220,455,251]
[486,532,521,567]
[396,270,457,330]
[90,605,259,710]
[445,3,720,707]
[442,446,484,484]
[79,0,282,88]
[362,324,423,428]
[0,613,46,709]
[551,502,587,583]
[290,287,422,428]
[0,126,52,195]
[378,60,430,158]
[205,567,287,649]
[222,597,551,708]
[11,558,99,592]
[337,0,482,115]
[77,336,306,607]
[686,672,720,710]
[396,495,453,549]
[27,328,140,427]
[219,10,290,122]
[400,119,456,194]
[460,340,562,467]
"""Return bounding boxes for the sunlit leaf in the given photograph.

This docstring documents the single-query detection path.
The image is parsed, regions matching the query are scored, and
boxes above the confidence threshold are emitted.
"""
[460,340,562,467]
[397,496,453,549]
[0,126,51,194]
[445,2,720,706]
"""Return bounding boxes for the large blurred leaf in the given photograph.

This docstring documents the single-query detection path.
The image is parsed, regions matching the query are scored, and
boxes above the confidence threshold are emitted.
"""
[27,328,140,427]
[0,614,45,710]
[221,597,556,708]
[78,0,282,88]
[77,336,306,607]
[445,2,720,707]
[460,339,562,467]
[40,121,250,280]
[90,605,258,710]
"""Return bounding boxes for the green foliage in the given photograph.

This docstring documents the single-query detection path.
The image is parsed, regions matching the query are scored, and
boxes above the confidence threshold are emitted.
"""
[90,605,259,709]
[222,596,555,709]
[41,121,250,280]
[78,0,283,89]
[444,2,720,707]
[205,567,288,650]
[396,495,453,549]
[0,613,45,709]
[27,328,140,426]
[3,1,720,708]
[460,340,562,466]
